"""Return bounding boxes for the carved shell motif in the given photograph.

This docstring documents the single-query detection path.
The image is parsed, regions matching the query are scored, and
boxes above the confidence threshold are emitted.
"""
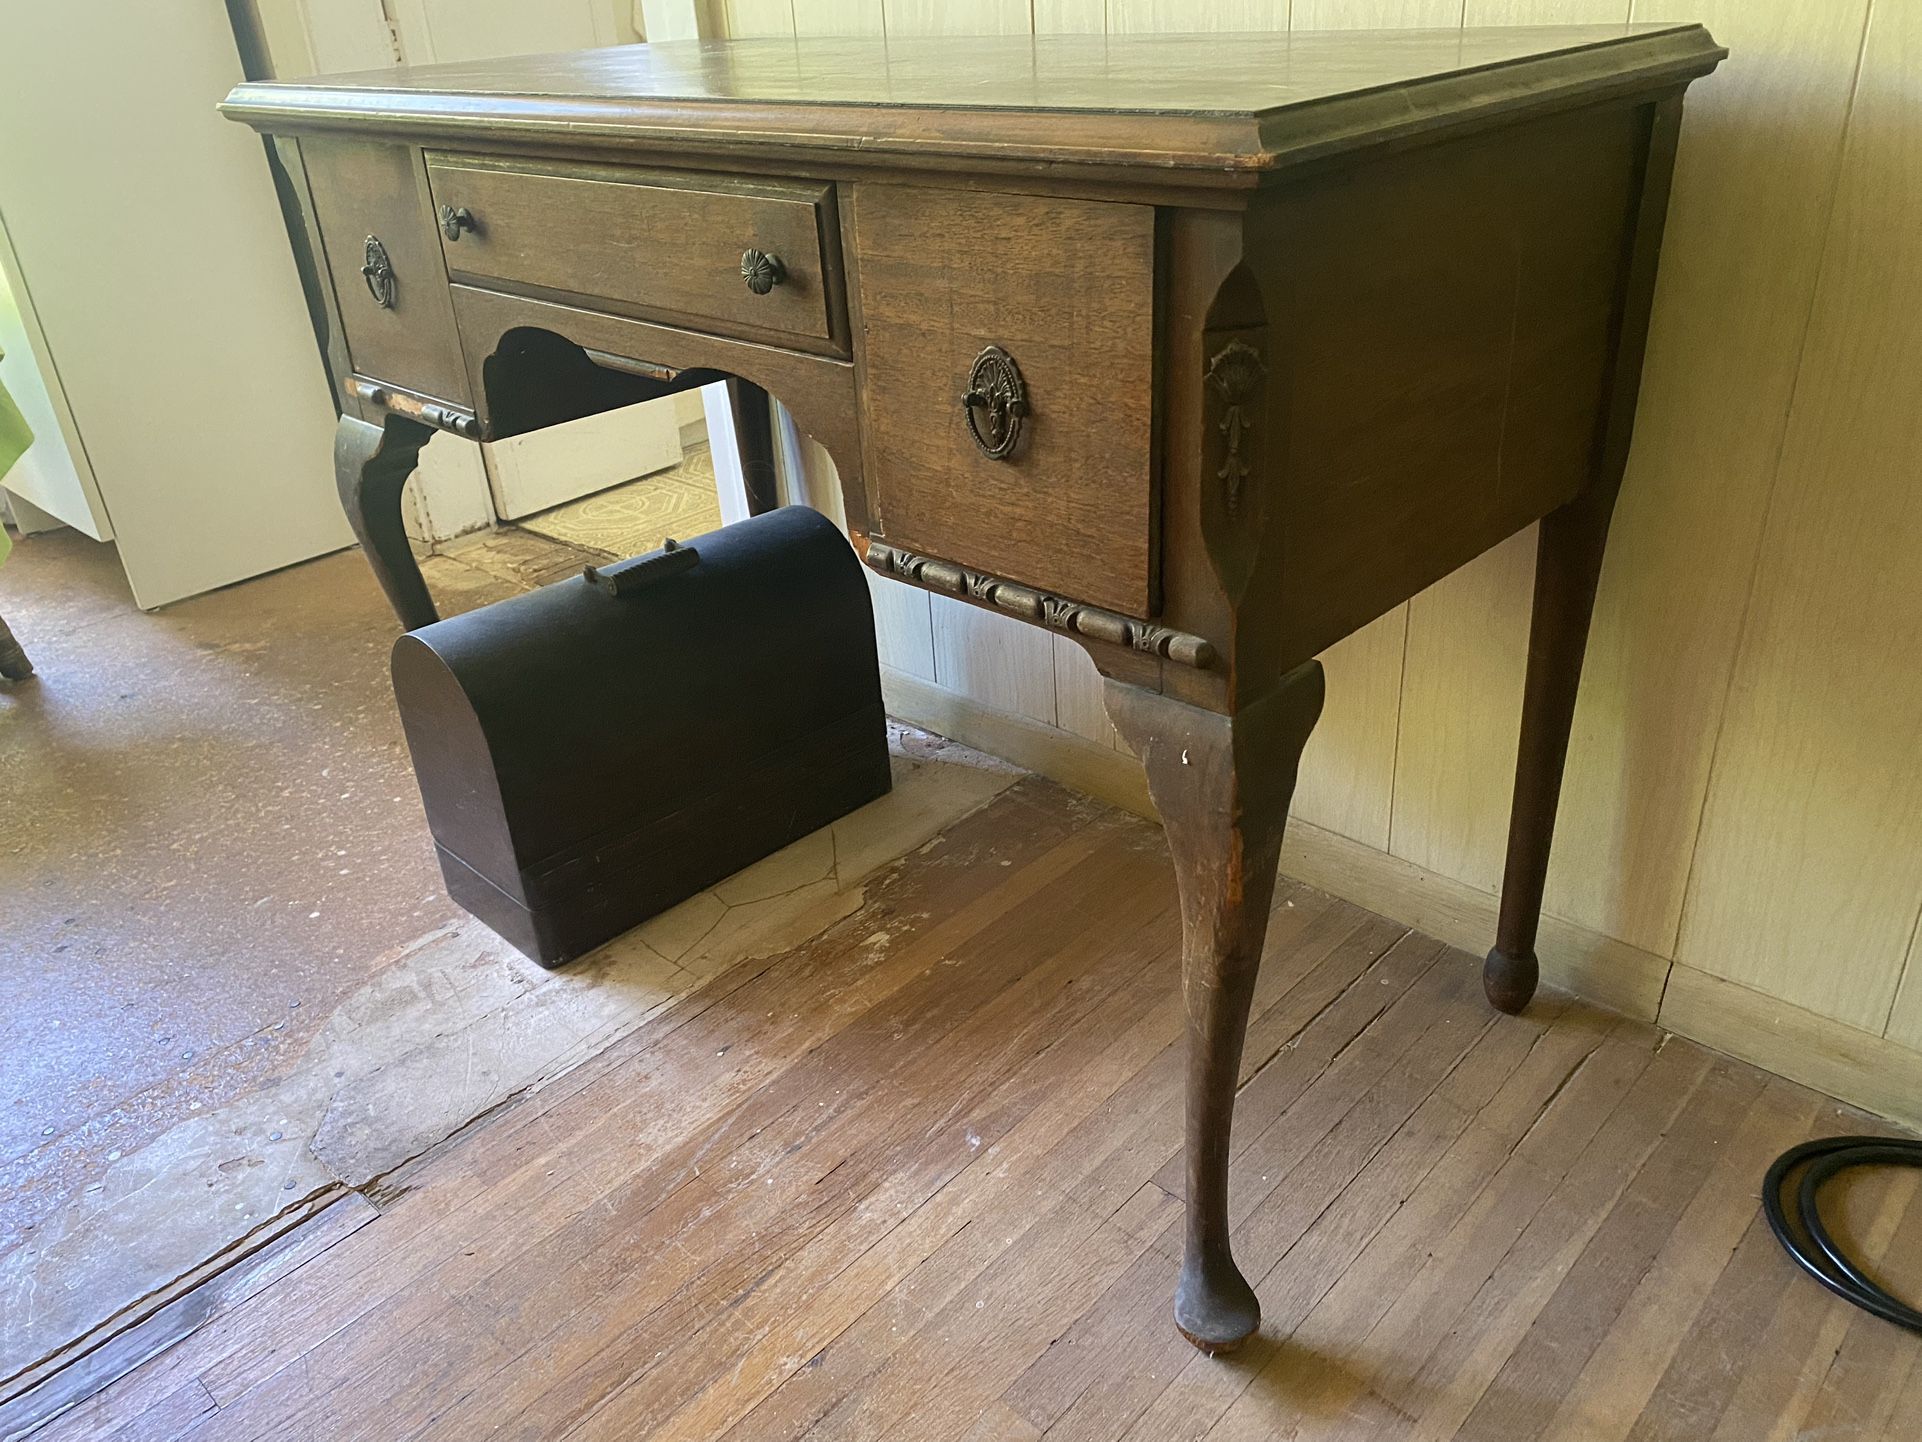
[1205,340,1268,514]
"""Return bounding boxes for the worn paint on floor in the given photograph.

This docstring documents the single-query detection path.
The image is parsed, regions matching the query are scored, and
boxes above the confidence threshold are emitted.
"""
[0,521,1013,1385]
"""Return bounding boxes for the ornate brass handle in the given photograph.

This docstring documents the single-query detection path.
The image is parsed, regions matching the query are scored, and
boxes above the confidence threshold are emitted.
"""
[361,235,395,309]
[741,248,786,295]
[962,346,1028,460]
[438,204,476,241]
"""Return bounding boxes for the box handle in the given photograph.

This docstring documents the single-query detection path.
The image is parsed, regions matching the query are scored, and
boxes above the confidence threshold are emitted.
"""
[583,538,700,597]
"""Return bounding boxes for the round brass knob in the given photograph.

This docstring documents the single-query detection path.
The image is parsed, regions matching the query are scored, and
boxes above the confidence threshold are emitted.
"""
[439,204,476,242]
[741,248,786,295]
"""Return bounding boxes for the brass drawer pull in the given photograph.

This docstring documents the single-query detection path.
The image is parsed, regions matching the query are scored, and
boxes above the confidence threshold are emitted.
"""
[439,204,476,241]
[962,345,1028,460]
[740,247,786,294]
[361,235,396,309]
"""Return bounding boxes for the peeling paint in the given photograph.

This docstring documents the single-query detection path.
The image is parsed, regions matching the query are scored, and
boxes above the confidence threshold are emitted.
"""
[0,728,1016,1384]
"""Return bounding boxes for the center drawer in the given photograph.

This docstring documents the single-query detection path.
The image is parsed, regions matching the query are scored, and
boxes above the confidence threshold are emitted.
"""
[423,154,840,348]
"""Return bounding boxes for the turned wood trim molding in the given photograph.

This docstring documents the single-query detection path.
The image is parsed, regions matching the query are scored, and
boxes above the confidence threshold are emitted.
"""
[863,540,1216,669]
[877,668,1922,1134]
[345,375,481,439]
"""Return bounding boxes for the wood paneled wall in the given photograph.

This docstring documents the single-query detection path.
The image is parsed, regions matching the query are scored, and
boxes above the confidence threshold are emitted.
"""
[734,2,1922,1092]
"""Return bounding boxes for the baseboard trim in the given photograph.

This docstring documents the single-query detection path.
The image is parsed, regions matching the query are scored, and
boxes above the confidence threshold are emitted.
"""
[1658,965,1922,1132]
[880,666,1670,1021]
[881,668,1922,1130]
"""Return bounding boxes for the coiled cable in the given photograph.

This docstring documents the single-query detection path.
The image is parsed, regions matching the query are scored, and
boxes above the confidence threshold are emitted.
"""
[1762,1135,1922,1334]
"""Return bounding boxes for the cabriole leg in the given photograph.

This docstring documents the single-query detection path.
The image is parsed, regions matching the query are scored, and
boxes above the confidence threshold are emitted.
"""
[334,412,436,631]
[1105,660,1325,1354]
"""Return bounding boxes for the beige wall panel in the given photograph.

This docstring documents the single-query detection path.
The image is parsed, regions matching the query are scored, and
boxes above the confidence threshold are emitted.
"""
[1294,610,1406,850]
[1676,0,1922,1033]
[1293,1,1464,29]
[1888,924,1922,1052]
[1108,3,1291,34]
[885,0,1033,33]
[791,0,885,35]
[1464,1,1631,23]
[723,1,797,36]
[1053,635,1121,749]
[1390,529,1535,890]
[1034,1,1107,32]
[869,572,938,681]
[1384,0,1873,959]
[931,595,1059,725]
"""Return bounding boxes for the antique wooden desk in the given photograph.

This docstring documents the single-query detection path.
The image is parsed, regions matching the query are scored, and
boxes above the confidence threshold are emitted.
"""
[224,24,1723,1354]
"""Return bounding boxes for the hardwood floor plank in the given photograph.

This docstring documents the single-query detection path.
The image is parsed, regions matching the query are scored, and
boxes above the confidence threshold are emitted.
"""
[444,843,1181,1441]
[1146,919,1432,1208]
[1203,1000,1611,1441]
[1533,1076,1822,1442]
[184,785,1102,1412]
[1288,1033,1688,1439]
[1380,1040,1715,1441]
[707,898,1379,1442]
[30,779,1922,1442]
[628,948,1185,1442]
[12,1192,374,1441]
[1448,1058,1769,1441]
[1063,983,1534,1442]
[1787,1173,1922,1441]
[96,1378,218,1441]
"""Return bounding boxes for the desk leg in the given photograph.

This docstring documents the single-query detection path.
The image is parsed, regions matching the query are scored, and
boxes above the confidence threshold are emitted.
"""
[335,413,437,631]
[1486,489,1617,1013]
[1106,661,1325,1354]
[725,378,780,516]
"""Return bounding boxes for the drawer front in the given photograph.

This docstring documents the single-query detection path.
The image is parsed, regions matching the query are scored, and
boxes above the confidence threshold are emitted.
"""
[852,185,1156,619]
[425,155,838,347]
[302,138,471,406]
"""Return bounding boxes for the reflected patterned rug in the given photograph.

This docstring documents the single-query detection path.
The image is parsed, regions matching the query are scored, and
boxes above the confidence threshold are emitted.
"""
[519,445,724,559]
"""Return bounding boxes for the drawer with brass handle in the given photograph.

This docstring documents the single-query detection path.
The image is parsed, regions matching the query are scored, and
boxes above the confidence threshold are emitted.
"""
[853,184,1156,619]
[423,153,842,351]
[301,137,473,407]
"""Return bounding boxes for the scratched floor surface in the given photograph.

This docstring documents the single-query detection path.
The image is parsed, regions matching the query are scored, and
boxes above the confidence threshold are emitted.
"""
[1,467,1017,1396]
[23,773,1921,1442]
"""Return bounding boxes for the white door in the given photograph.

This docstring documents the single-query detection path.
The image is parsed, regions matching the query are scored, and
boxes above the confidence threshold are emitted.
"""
[0,1,348,609]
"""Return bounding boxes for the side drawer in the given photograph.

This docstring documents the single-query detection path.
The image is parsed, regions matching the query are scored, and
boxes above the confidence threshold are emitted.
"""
[424,155,840,348]
[301,138,471,406]
[851,185,1156,619]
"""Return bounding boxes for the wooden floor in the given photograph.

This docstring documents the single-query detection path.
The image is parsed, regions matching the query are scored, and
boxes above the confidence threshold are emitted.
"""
[37,779,1922,1441]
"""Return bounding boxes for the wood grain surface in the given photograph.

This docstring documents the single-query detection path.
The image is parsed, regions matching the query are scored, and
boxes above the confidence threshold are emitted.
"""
[852,183,1156,618]
[32,779,1919,1442]
[301,136,472,404]
[222,26,1723,181]
[425,155,839,346]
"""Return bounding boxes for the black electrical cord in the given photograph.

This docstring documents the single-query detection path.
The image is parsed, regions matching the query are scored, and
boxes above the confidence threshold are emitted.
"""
[1762,1135,1922,1334]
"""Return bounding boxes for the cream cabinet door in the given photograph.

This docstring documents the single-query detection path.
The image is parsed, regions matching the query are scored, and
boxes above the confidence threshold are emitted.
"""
[0,1,347,607]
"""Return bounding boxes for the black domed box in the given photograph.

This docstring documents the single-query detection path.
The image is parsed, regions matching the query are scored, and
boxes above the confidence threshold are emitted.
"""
[390,506,891,967]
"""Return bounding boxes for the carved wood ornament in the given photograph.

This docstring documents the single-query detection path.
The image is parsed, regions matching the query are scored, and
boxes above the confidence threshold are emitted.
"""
[865,540,1215,669]
[1205,339,1267,515]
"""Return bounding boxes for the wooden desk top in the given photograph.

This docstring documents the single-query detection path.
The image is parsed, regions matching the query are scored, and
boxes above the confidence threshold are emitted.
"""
[223,25,1723,181]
